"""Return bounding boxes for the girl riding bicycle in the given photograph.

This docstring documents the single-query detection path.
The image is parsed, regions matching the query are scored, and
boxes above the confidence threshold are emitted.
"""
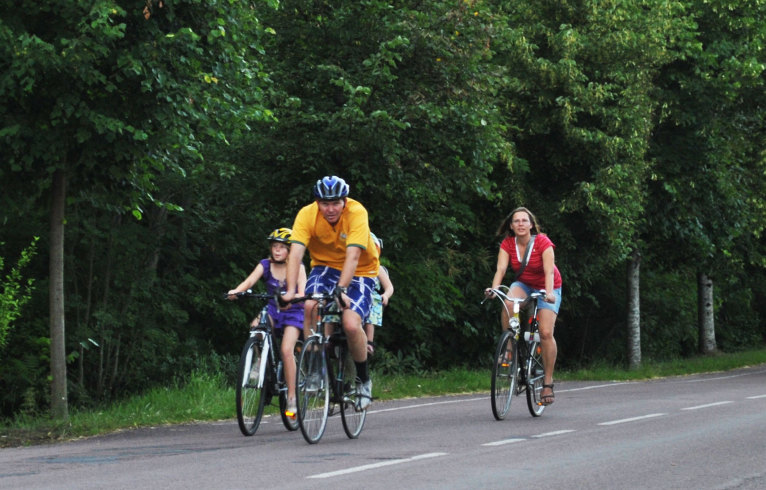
[487,207,562,406]
[228,227,307,419]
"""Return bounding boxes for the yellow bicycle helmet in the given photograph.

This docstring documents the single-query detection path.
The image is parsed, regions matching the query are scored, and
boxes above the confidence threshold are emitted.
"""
[267,227,292,244]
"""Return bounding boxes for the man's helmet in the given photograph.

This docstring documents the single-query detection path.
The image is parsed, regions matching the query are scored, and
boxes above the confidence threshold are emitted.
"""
[313,176,349,200]
[267,227,292,243]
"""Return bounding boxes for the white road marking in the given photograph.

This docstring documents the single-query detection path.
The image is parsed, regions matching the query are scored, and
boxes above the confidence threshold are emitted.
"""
[746,394,766,399]
[307,452,447,479]
[684,370,764,382]
[562,382,629,392]
[482,438,526,447]
[369,397,484,414]
[681,401,733,411]
[598,413,666,426]
[532,430,576,438]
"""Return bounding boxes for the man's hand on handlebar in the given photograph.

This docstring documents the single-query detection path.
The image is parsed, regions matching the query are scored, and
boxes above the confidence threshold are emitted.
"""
[332,285,348,309]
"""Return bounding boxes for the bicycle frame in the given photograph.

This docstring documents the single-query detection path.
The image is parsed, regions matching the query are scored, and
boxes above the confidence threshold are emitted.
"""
[229,290,298,436]
[485,286,547,418]
[290,291,368,442]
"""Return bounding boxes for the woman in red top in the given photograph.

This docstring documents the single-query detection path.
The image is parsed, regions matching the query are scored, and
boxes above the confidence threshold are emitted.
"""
[487,207,562,405]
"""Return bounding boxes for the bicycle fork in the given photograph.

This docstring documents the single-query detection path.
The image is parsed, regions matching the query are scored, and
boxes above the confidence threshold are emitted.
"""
[246,330,270,389]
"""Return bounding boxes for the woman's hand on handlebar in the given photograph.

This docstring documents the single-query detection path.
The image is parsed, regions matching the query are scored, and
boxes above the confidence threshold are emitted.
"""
[544,291,556,303]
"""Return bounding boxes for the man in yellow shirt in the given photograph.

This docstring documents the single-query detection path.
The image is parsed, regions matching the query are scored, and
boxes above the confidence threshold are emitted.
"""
[282,176,379,409]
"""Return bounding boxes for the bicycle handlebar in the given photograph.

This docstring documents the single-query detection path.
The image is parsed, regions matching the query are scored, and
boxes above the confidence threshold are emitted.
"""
[482,287,545,305]
[222,289,274,301]
[278,289,346,308]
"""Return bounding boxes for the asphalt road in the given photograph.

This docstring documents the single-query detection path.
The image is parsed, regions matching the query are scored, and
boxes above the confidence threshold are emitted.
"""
[2,366,765,489]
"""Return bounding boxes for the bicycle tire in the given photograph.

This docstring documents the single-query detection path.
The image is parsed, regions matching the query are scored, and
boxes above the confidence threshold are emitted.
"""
[236,337,267,436]
[278,343,302,432]
[296,336,330,444]
[525,336,546,417]
[339,347,366,439]
[491,330,518,420]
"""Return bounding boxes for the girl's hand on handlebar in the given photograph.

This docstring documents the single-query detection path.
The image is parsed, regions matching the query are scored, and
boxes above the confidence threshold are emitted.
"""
[279,290,295,305]
[226,289,240,300]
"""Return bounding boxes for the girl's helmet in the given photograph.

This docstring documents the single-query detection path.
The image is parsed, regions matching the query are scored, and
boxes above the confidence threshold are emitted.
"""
[267,227,292,244]
[313,176,349,200]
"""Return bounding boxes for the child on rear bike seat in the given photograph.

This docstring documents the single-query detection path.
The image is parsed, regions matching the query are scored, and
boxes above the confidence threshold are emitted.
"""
[227,227,307,419]
[363,232,394,355]
[323,232,393,355]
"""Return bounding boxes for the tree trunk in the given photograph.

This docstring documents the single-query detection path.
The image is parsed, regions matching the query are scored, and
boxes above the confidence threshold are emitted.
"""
[50,169,68,420]
[626,251,641,369]
[698,271,716,354]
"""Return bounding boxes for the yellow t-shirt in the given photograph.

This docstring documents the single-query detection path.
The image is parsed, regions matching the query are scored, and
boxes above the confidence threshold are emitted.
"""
[291,198,380,278]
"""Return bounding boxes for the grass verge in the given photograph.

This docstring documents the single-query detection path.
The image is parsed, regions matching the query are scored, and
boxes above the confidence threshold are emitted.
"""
[2,348,765,447]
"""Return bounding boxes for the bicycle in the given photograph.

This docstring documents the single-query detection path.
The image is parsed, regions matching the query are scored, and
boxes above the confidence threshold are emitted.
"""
[483,286,547,419]
[284,291,368,444]
[226,290,301,436]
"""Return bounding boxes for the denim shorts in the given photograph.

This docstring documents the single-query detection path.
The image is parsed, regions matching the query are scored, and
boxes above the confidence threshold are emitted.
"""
[509,281,562,315]
[307,266,376,321]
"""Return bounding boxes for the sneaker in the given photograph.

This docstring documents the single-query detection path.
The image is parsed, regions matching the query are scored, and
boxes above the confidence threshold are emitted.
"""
[356,379,372,411]
[285,398,297,419]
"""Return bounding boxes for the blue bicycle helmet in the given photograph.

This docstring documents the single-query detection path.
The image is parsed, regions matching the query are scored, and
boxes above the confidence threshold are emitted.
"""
[313,176,349,200]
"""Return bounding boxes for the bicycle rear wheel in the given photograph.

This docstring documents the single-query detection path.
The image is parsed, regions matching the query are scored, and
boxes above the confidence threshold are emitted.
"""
[236,337,267,436]
[339,349,366,439]
[297,336,330,444]
[491,330,518,420]
[525,336,546,417]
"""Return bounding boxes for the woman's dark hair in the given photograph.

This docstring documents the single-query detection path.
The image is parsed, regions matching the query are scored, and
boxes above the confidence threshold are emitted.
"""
[495,207,542,238]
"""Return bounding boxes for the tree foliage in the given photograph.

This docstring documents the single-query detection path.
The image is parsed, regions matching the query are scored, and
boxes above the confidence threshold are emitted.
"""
[0,0,764,419]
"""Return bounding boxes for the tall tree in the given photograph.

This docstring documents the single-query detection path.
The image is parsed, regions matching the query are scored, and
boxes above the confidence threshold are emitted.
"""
[648,0,766,353]
[0,0,275,418]
[488,0,687,364]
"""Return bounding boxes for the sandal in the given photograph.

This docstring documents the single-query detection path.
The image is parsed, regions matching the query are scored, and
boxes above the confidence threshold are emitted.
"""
[541,384,555,406]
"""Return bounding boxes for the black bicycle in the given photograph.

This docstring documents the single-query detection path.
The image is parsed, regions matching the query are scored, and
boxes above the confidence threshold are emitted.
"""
[484,286,546,419]
[286,291,368,444]
[227,290,301,436]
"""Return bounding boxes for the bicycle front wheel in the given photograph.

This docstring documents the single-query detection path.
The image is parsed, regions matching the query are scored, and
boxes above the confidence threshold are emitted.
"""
[525,337,546,417]
[297,336,330,444]
[236,337,267,436]
[339,349,366,439]
[491,330,518,420]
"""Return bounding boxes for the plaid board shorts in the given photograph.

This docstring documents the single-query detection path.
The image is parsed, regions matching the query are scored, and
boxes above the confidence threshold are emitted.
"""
[307,266,376,321]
